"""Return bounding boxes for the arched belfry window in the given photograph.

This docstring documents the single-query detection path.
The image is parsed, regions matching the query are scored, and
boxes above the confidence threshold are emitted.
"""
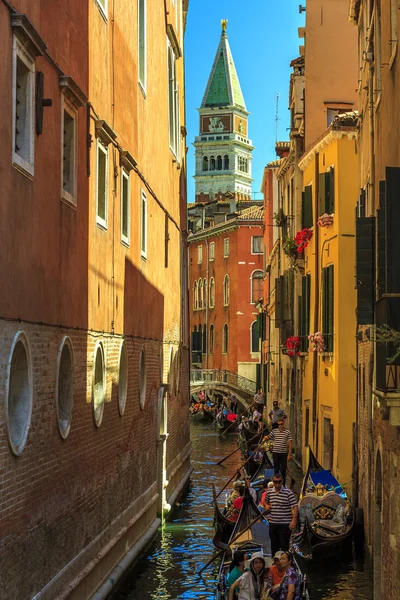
[224,155,229,169]
[217,155,222,170]
[203,156,208,171]
[210,156,216,171]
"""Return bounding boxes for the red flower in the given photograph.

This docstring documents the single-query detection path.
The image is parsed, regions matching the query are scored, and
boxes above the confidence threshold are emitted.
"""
[294,228,313,253]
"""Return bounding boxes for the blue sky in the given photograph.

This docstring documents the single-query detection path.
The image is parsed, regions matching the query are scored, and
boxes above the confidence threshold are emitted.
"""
[184,0,305,202]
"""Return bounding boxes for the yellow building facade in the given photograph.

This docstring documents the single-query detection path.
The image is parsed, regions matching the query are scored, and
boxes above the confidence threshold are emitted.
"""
[299,116,358,495]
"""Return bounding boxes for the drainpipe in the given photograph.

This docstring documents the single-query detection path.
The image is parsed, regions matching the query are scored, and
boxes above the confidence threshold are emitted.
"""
[312,153,320,449]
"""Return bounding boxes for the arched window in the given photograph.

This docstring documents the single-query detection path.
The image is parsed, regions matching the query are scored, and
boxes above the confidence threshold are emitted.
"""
[209,324,214,354]
[209,277,215,308]
[202,326,207,354]
[224,154,229,169]
[210,156,216,171]
[93,342,105,427]
[193,281,198,310]
[223,274,230,306]
[251,270,264,304]
[203,156,208,171]
[223,324,229,354]
[251,321,259,353]
[56,337,74,438]
[203,278,207,307]
[198,279,203,309]
[217,155,222,170]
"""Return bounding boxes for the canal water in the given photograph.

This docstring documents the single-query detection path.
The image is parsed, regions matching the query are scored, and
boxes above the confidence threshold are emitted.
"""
[110,421,373,600]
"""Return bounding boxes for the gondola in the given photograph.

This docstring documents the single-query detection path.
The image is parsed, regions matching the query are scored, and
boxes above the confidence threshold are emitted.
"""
[238,422,267,454]
[215,489,309,600]
[216,414,238,433]
[190,405,215,422]
[212,452,273,549]
[292,447,354,559]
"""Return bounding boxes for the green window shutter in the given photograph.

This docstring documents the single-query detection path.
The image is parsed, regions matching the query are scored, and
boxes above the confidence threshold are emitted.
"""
[301,191,305,229]
[377,181,386,298]
[275,278,282,328]
[305,274,311,350]
[327,265,334,352]
[322,267,328,349]
[327,167,335,214]
[303,185,313,229]
[318,173,326,217]
[356,217,375,325]
[385,167,400,292]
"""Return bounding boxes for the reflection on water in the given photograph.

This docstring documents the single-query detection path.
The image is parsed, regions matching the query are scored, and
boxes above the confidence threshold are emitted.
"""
[109,422,373,600]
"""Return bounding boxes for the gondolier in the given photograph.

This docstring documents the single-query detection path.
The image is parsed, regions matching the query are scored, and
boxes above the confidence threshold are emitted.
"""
[262,419,292,485]
[263,475,298,557]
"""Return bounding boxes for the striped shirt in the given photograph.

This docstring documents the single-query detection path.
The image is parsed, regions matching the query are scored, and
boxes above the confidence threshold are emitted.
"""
[269,428,292,454]
[266,487,297,524]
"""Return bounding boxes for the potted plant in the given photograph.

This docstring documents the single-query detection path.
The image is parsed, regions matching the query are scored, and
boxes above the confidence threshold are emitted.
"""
[294,228,313,253]
[285,336,301,357]
[283,236,298,258]
[274,208,287,227]
[308,332,325,354]
[317,213,334,227]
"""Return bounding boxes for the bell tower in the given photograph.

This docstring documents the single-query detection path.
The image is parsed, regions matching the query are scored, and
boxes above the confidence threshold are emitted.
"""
[194,20,254,203]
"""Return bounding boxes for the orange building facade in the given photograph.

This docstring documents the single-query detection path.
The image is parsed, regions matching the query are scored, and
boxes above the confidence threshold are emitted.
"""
[0,1,190,599]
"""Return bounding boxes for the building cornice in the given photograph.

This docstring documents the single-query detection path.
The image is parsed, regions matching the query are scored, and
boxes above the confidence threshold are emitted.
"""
[298,129,357,171]
[187,216,263,243]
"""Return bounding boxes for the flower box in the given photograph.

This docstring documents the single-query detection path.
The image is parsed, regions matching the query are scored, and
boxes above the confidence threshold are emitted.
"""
[317,213,334,227]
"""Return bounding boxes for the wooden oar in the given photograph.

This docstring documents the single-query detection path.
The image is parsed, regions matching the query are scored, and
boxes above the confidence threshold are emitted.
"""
[221,401,257,436]
[214,444,265,502]
[211,471,241,504]
[216,430,263,466]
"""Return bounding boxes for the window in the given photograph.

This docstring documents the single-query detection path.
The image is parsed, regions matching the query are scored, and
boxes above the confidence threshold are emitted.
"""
[252,236,263,254]
[198,279,203,309]
[299,274,311,351]
[305,407,310,447]
[222,323,229,354]
[209,277,215,308]
[198,245,203,264]
[224,154,229,170]
[140,189,147,258]
[318,168,334,215]
[251,321,259,353]
[138,0,146,90]
[96,140,108,228]
[61,102,77,205]
[118,342,128,416]
[193,281,198,310]
[93,342,105,427]
[224,238,230,257]
[203,278,207,307]
[302,185,313,229]
[95,0,108,18]
[202,326,207,354]
[121,170,130,245]
[251,270,263,304]
[56,338,74,438]
[217,155,222,170]
[168,41,179,158]
[210,156,216,170]
[139,347,146,409]
[209,324,214,353]
[209,242,215,261]
[203,156,209,171]
[322,265,334,352]
[223,274,230,306]
[5,332,33,456]
[12,39,35,176]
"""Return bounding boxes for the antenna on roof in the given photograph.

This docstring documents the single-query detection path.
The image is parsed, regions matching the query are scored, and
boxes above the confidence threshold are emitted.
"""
[275,93,280,144]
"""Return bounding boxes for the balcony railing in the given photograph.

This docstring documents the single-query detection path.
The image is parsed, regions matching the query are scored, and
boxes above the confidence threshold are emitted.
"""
[190,369,256,395]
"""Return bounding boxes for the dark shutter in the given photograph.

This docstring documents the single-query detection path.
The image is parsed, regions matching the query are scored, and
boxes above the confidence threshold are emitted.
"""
[318,173,326,216]
[377,181,386,298]
[385,167,400,293]
[300,274,311,351]
[357,189,366,218]
[275,278,282,328]
[326,167,335,214]
[322,267,328,348]
[302,185,313,229]
[356,217,375,324]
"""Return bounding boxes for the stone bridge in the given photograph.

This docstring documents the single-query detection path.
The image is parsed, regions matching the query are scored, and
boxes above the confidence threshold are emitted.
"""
[190,369,256,410]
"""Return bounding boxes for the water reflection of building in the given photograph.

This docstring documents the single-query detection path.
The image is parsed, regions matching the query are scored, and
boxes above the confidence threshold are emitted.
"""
[0,1,190,598]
